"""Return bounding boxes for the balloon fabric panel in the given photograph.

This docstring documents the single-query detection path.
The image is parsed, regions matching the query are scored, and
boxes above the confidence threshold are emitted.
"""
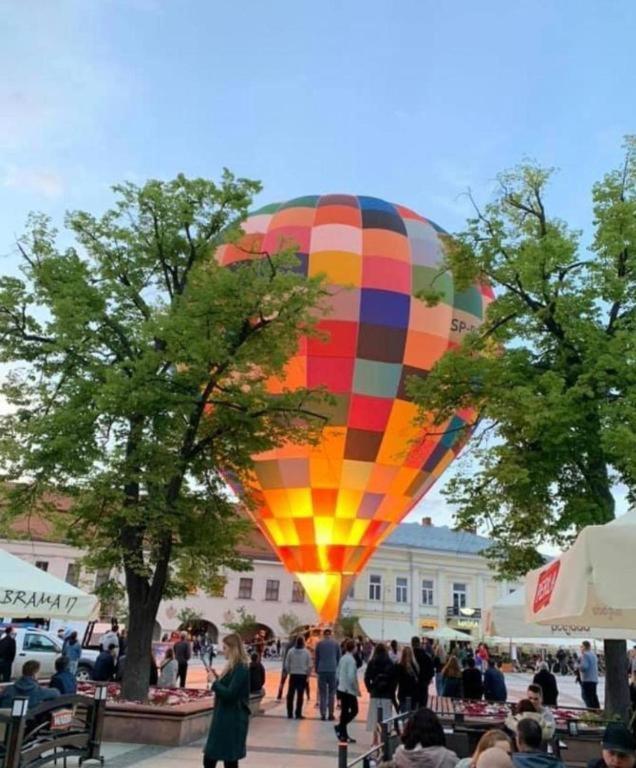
[216,195,490,621]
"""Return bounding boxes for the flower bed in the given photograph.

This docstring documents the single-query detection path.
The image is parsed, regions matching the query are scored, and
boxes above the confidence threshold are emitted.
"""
[76,683,215,746]
[77,681,212,707]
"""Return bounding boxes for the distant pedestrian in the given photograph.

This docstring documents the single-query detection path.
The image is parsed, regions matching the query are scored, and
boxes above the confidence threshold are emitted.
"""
[484,660,507,702]
[315,628,341,721]
[336,639,360,743]
[462,657,484,700]
[248,652,265,694]
[284,635,312,719]
[277,636,294,699]
[441,655,463,698]
[92,644,117,682]
[50,656,77,695]
[533,663,559,707]
[100,625,120,655]
[411,636,434,707]
[62,631,82,676]
[174,631,192,688]
[158,647,179,688]
[204,633,250,768]
[388,640,400,663]
[395,646,420,713]
[579,641,600,709]
[364,643,396,742]
[0,626,16,682]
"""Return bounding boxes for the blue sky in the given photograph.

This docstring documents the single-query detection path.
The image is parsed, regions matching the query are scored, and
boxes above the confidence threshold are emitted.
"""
[1,0,633,526]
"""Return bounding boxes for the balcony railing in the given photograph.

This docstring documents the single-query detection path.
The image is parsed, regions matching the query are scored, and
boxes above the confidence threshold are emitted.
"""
[446,606,481,619]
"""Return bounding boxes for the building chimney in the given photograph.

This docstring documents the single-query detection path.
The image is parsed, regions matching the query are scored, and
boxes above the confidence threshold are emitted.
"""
[421,517,433,527]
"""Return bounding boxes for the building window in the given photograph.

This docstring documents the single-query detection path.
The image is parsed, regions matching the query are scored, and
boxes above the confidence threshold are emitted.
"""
[94,569,110,590]
[35,560,49,572]
[238,578,253,599]
[265,579,280,601]
[453,582,467,610]
[396,577,408,604]
[291,581,305,603]
[347,583,355,599]
[369,574,382,601]
[421,579,434,606]
[65,562,80,586]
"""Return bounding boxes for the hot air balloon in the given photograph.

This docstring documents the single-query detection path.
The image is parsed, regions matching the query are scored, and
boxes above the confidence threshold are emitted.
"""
[216,195,492,622]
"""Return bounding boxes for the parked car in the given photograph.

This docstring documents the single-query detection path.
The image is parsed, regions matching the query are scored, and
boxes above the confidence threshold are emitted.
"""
[6,628,99,681]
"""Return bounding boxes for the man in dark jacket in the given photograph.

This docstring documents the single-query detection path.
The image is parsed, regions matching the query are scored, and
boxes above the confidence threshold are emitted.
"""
[249,652,266,694]
[50,656,77,695]
[587,723,635,768]
[173,632,192,688]
[410,636,434,707]
[462,656,484,700]
[315,628,341,721]
[533,662,559,706]
[0,626,16,682]
[513,718,565,768]
[0,660,60,709]
[484,659,508,702]
[92,644,117,682]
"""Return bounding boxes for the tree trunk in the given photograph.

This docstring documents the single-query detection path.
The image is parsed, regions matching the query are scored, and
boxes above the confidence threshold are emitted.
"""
[604,639,630,720]
[121,592,157,701]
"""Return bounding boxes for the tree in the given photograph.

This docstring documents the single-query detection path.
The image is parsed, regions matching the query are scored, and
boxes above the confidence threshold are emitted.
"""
[278,611,303,637]
[411,141,636,718]
[0,173,329,700]
[176,607,203,627]
[337,615,360,638]
[223,607,258,639]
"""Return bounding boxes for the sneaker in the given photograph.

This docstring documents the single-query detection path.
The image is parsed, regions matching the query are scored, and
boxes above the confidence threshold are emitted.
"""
[347,737,357,743]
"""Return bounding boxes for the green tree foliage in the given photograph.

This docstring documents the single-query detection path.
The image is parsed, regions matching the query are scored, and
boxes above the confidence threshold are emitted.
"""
[410,140,636,718]
[223,606,258,638]
[0,173,330,700]
[337,615,360,638]
[278,611,303,637]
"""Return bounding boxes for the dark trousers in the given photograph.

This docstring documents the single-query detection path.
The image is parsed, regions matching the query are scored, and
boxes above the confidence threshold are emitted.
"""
[581,681,600,709]
[318,671,337,718]
[203,759,238,768]
[0,660,12,682]
[287,673,307,717]
[338,692,358,739]
[177,661,188,688]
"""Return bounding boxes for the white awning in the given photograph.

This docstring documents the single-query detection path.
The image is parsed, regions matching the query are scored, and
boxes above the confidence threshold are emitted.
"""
[487,587,635,641]
[359,617,416,643]
[0,548,98,621]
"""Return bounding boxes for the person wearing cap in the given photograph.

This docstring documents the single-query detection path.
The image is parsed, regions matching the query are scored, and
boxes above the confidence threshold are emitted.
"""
[587,723,635,768]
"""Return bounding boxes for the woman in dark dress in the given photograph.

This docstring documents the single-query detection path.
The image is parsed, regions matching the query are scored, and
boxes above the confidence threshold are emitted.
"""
[395,646,420,713]
[204,633,250,768]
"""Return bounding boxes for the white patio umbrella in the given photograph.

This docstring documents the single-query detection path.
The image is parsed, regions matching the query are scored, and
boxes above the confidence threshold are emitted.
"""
[487,587,635,641]
[0,547,98,621]
[425,626,472,641]
[525,508,636,629]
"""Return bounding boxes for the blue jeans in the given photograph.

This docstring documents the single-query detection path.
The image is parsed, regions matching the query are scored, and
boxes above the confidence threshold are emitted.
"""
[318,671,337,718]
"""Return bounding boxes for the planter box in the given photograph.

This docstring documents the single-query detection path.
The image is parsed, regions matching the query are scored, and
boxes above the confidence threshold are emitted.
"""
[103,698,214,746]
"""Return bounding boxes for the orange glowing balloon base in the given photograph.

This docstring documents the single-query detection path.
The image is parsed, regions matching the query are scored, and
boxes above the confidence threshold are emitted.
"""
[217,195,492,623]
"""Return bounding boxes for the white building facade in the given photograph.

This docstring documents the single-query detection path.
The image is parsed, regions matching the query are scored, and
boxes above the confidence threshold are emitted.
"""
[1,518,518,642]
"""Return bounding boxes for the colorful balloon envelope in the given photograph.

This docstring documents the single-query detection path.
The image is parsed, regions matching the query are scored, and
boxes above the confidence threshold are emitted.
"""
[216,195,492,622]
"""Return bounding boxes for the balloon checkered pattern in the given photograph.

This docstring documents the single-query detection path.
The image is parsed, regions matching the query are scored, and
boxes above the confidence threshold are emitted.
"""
[216,194,492,621]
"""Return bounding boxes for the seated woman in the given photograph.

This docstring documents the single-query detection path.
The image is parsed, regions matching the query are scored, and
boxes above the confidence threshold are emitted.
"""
[379,708,459,768]
[456,729,512,768]
[505,699,553,744]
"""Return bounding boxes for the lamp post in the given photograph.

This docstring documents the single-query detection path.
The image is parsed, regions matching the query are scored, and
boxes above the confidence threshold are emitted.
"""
[6,696,29,768]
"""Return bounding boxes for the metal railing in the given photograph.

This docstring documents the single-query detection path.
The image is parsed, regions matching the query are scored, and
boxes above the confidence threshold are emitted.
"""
[337,699,417,768]
[0,683,107,768]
